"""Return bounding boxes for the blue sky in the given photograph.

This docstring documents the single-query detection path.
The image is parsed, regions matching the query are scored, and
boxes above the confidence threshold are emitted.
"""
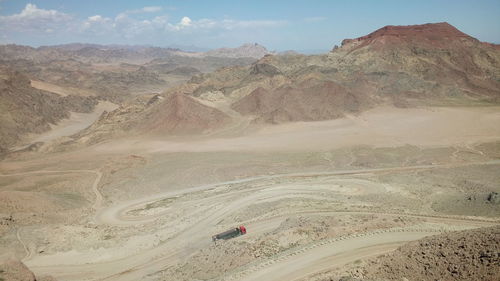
[1,0,499,52]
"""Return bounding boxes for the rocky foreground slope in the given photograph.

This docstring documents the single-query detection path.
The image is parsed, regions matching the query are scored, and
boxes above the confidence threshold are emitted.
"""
[319,225,500,281]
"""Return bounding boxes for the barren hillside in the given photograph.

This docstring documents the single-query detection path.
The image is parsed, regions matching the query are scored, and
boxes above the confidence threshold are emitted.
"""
[65,22,500,146]
[0,43,261,104]
[72,93,230,145]
[0,67,97,153]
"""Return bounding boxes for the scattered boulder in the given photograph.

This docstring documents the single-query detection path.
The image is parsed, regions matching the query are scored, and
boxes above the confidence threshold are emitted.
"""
[486,192,499,204]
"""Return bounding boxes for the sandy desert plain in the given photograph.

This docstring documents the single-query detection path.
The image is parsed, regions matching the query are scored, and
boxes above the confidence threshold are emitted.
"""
[1,103,499,281]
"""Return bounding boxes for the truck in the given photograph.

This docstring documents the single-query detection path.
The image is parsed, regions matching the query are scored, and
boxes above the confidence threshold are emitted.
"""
[212,226,246,242]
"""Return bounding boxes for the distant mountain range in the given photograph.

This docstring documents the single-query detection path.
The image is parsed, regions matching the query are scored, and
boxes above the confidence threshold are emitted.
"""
[69,22,500,145]
[1,42,272,62]
[1,22,499,153]
[0,42,273,152]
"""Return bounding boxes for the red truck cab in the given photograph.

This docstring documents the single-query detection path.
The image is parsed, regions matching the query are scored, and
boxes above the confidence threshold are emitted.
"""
[239,225,247,234]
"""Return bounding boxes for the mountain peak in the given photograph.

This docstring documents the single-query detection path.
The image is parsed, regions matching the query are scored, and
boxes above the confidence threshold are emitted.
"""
[341,22,474,48]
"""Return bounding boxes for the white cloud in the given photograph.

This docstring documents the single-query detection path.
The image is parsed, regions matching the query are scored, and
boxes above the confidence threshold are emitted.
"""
[125,6,162,14]
[16,3,67,19]
[0,3,287,45]
[180,16,192,27]
[167,17,286,31]
[167,16,194,31]
[141,6,162,13]
[196,18,217,29]
[79,14,114,37]
[0,3,72,32]
[88,15,105,22]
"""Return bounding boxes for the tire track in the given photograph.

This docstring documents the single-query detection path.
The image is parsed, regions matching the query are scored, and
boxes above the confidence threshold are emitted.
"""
[3,169,103,263]
[221,226,478,281]
[11,159,500,281]
[107,159,500,225]
[16,227,31,261]
[0,169,104,211]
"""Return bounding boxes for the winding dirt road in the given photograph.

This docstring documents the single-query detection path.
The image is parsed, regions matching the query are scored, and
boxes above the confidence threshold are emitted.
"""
[4,160,499,281]
[97,159,500,226]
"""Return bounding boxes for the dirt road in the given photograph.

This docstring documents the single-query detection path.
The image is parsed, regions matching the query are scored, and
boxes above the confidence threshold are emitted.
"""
[20,159,499,281]
[97,159,500,226]
[0,169,103,213]
[234,230,445,281]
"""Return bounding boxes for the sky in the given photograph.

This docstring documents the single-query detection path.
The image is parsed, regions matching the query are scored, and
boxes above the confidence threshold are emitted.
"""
[0,0,499,52]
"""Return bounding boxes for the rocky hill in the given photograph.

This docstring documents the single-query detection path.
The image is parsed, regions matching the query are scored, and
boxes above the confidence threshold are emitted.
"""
[0,43,261,103]
[231,79,369,123]
[337,22,500,100]
[35,22,500,146]
[72,93,230,145]
[180,22,500,124]
[1,44,177,64]
[0,43,270,64]
[0,67,97,153]
[144,56,255,73]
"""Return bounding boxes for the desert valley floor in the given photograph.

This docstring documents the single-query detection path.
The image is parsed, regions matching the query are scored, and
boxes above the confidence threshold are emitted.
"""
[1,104,499,281]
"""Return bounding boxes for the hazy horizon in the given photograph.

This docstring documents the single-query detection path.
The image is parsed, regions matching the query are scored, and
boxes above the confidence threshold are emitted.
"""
[0,41,331,54]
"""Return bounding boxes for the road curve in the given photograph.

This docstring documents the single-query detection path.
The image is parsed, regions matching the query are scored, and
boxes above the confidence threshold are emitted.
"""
[235,229,443,281]
[5,160,499,280]
[96,159,500,226]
